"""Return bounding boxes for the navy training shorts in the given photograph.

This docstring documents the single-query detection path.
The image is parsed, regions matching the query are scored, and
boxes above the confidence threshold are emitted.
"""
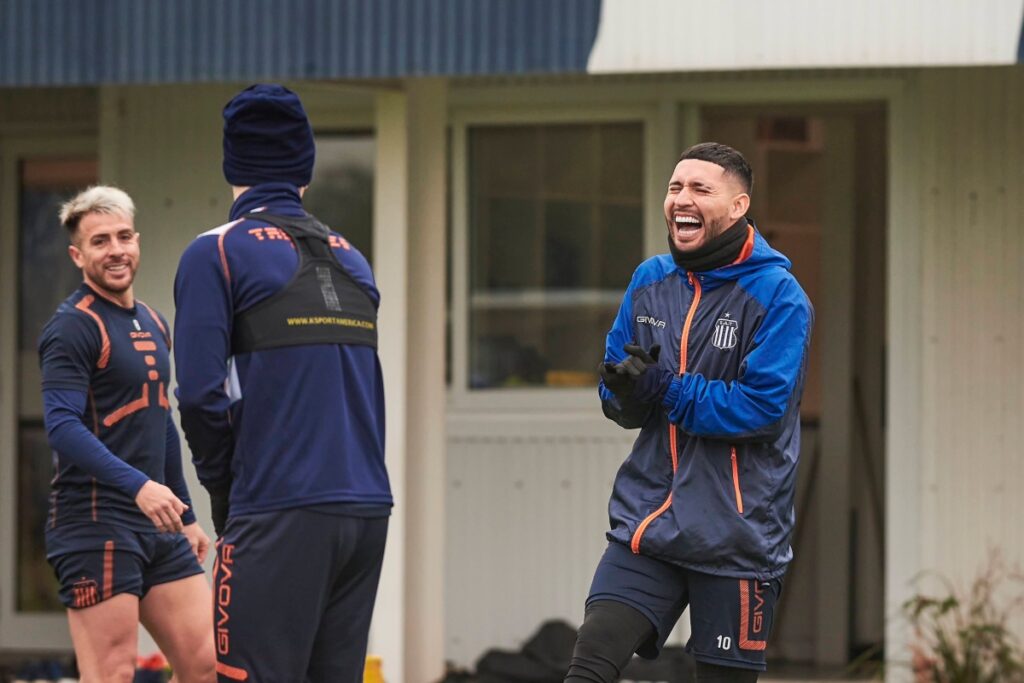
[46,522,203,609]
[588,541,783,671]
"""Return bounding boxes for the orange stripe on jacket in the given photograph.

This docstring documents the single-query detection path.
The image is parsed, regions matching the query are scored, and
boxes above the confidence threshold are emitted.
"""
[133,340,158,351]
[630,276,702,554]
[102,540,115,600]
[731,447,744,514]
[75,295,111,368]
[731,225,755,265]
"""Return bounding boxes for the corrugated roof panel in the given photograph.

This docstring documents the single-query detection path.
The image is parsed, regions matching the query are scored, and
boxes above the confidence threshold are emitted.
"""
[586,0,1024,73]
[0,0,602,86]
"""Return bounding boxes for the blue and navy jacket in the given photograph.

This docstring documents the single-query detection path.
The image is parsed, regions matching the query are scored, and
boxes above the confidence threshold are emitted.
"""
[39,284,196,534]
[601,225,813,580]
[173,183,392,518]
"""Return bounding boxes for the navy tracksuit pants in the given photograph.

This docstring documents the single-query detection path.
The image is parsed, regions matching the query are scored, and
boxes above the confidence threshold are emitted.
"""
[213,508,388,682]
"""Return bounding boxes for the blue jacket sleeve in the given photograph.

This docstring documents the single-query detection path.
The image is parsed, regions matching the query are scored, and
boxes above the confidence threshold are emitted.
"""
[173,235,235,494]
[163,414,197,525]
[43,389,150,497]
[662,278,813,441]
[599,271,655,429]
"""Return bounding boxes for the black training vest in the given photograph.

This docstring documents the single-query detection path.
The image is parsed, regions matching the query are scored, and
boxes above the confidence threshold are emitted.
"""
[230,213,378,354]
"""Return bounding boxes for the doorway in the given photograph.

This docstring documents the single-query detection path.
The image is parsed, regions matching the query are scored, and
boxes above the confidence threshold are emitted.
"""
[0,137,96,650]
[701,105,888,673]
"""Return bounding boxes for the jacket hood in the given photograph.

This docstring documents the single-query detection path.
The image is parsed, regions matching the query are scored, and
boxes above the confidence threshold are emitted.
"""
[699,225,792,286]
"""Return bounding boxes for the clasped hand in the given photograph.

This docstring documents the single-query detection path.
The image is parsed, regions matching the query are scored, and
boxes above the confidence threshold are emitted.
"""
[598,343,673,403]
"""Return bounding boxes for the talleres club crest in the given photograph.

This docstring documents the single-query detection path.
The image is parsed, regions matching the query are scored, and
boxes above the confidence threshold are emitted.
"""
[712,314,739,350]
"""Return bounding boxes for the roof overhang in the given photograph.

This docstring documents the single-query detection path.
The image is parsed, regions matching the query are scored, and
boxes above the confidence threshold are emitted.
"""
[3,0,1021,88]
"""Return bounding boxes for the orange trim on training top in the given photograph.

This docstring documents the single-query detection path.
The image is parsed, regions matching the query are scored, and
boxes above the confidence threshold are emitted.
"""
[739,580,767,651]
[102,384,150,427]
[74,295,111,369]
[216,662,249,681]
[133,340,157,352]
[137,300,170,350]
[630,275,703,554]
[158,382,169,409]
[218,229,232,286]
[102,540,114,600]
[730,447,744,514]
[731,225,755,265]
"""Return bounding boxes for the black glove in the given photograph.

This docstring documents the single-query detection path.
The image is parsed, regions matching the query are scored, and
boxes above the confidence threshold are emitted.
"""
[620,343,673,403]
[621,343,661,371]
[599,360,633,398]
[208,488,230,538]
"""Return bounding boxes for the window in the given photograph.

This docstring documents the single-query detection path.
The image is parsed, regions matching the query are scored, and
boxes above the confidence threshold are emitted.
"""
[467,123,643,389]
[16,158,98,613]
[302,133,375,262]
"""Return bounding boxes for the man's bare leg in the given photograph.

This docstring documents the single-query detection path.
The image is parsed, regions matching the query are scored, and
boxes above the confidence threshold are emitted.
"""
[67,593,139,683]
[140,573,216,683]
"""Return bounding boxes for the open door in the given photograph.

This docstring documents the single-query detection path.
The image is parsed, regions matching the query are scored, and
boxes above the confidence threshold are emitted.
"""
[702,106,888,674]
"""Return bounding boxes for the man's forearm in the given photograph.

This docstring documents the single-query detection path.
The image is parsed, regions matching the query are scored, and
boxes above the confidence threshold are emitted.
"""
[180,406,235,491]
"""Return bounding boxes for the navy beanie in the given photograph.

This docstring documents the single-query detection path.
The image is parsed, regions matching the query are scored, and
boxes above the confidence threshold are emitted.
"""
[222,84,315,187]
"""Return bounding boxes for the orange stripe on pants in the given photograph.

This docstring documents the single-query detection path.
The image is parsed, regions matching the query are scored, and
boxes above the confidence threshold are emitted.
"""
[103,540,114,600]
[738,580,767,651]
[216,661,249,680]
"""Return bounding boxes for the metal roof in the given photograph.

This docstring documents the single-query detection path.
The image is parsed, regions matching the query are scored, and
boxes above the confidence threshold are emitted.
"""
[587,0,1024,74]
[4,0,1021,87]
[1,0,602,86]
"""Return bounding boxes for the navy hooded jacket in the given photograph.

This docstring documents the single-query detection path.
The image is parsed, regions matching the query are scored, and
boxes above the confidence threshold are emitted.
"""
[601,225,813,580]
[173,184,392,518]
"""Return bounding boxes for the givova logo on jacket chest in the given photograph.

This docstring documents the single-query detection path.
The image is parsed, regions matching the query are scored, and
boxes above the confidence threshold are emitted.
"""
[712,313,739,350]
[635,315,666,329]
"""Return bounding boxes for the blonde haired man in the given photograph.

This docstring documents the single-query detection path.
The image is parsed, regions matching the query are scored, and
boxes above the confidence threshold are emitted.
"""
[39,186,215,682]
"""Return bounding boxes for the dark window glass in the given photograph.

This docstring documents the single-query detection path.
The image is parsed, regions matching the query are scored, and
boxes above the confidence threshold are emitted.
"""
[17,158,97,612]
[303,133,375,263]
[468,123,643,389]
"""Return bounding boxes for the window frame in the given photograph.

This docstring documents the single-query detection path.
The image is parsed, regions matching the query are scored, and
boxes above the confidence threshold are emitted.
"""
[448,105,662,413]
[0,135,96,650]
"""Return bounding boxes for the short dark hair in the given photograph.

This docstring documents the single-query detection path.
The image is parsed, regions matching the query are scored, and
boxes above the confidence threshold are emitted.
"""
[678,142,753,195]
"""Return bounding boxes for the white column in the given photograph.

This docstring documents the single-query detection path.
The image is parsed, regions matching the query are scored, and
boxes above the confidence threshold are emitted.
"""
[816,116,856,666]
[403,78,448,683]
[885,82,922,683]
[370,78,449,683]
[371,89,411,683]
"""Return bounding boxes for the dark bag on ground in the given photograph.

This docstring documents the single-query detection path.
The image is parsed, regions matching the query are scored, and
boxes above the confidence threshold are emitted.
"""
[463,620,696,683]
[473,620,575,682]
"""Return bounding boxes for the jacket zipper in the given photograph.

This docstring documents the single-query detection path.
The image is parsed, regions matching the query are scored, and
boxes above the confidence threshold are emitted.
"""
[730,447,744,514]
[631,273,702,554]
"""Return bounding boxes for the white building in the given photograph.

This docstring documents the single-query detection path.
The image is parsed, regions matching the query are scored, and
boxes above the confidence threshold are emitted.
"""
[1,2,1022,681]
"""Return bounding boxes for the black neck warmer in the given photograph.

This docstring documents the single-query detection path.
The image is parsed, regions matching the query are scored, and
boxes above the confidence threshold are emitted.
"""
[668,216,750,272]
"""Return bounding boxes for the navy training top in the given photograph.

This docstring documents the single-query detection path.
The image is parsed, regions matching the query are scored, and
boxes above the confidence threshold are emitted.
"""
[39,284,196,533]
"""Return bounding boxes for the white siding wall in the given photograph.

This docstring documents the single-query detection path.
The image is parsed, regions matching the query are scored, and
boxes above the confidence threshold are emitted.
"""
[445,416,635,668]
[915,68,1024,581]
[887,65,1024,678]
